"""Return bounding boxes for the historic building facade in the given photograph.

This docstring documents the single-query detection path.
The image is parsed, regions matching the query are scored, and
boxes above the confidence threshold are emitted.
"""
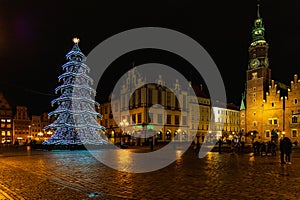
[13,107,53,143]
[13,106,31,142]
[243,4,300,143]
[0,92,13,144]
[99,68,240,145]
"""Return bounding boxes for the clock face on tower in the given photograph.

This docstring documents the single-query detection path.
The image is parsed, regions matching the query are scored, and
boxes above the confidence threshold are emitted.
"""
[250,59,260,69]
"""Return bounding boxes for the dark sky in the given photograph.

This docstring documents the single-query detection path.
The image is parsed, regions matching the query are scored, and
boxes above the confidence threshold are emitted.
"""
[0,0,300,115]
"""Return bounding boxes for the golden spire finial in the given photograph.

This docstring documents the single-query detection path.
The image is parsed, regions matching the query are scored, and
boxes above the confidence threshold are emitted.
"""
[72,37,80,44]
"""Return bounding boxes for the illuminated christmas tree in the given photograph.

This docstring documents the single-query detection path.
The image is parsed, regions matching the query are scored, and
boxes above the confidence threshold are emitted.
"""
[43,38,107,146]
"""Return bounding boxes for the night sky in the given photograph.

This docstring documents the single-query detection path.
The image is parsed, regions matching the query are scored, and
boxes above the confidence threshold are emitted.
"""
[0,0,300,115]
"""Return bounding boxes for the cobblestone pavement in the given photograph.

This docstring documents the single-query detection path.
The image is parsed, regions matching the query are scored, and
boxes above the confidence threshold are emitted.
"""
[0,145,300,200]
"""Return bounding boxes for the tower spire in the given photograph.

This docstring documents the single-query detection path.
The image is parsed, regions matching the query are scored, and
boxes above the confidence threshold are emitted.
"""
[251,1,266,45]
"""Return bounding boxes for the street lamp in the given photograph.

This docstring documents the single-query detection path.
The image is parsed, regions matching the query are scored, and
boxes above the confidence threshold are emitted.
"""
[28,125,31,140]
[251,132,254,144]
[119,119,129,144]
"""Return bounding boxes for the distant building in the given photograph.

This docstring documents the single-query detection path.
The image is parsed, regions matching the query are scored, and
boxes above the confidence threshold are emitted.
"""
[31,115,42,138]
[99,68,240,145]
[0,92,13,144]
[13,106,31,143]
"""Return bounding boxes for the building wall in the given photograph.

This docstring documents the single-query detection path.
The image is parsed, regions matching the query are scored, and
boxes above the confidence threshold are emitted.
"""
[0,92,13,144]
[285,75,300,142]
[13,106,31,142]
[99,68,240,144]
[31,115,42,138]
[261,80,284,141]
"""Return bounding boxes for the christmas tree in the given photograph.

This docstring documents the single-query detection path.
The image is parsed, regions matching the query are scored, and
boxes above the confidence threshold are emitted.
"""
[43,38,107,146]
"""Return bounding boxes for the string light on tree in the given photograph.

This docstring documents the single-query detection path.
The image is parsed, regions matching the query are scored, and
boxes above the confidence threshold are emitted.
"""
[43,38,107,146]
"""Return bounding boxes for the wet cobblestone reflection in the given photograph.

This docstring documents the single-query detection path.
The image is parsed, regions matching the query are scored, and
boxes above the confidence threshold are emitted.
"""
[0,146,300,199]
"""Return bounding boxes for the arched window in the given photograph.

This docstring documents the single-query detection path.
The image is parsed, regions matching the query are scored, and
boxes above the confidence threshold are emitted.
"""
[292,116,298,123]
[174,131,179,140]
[253,121,257,127]
[157,131,162,140]
[166,130,171,140]
[182,131,187,141]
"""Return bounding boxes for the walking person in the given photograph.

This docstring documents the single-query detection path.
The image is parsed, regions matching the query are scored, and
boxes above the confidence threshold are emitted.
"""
[230,139,235,155]
[218,137,222,154]
[285,137,292,164]
[271,139,277,156]
[14,139,19,148]
[240,135,245,153]
[280,136,293,165]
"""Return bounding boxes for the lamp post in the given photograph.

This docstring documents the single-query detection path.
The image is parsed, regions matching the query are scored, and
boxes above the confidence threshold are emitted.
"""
[251,132,254,144]
[282,131,286,138]
[28,125,31,140]
[142,122,148,146]
[119,119,129,145]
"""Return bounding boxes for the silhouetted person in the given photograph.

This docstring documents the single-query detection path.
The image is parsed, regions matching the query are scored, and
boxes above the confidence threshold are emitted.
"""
[14,139,19,148]
[271,140,277,156]
[218,138,222,154]
[280,136,292,164]
[240,135,245,153]
[253,141,260,156]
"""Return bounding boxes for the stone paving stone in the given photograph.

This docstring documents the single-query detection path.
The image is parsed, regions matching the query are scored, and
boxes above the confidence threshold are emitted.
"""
[0,146,300,199]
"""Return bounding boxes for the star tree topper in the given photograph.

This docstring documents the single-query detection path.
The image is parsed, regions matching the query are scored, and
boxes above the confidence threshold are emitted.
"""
[72,37,80,44]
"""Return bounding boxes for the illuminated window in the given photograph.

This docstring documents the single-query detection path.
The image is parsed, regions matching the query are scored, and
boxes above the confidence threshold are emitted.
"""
[7,131,10,136]
[182,116,187,125]
[7,124,11,128]
[174,115,179,125]
[137,113,142,123]
[292,116,298,123]
[132,114,136,123]
[7,119,11,123]
[1,119,5,122]
[252,72,257,79]
[167,115,172,124]
[292,130,297,138]
[158,114,162,124]
[149,113,153,123]
[1,131,5,136]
